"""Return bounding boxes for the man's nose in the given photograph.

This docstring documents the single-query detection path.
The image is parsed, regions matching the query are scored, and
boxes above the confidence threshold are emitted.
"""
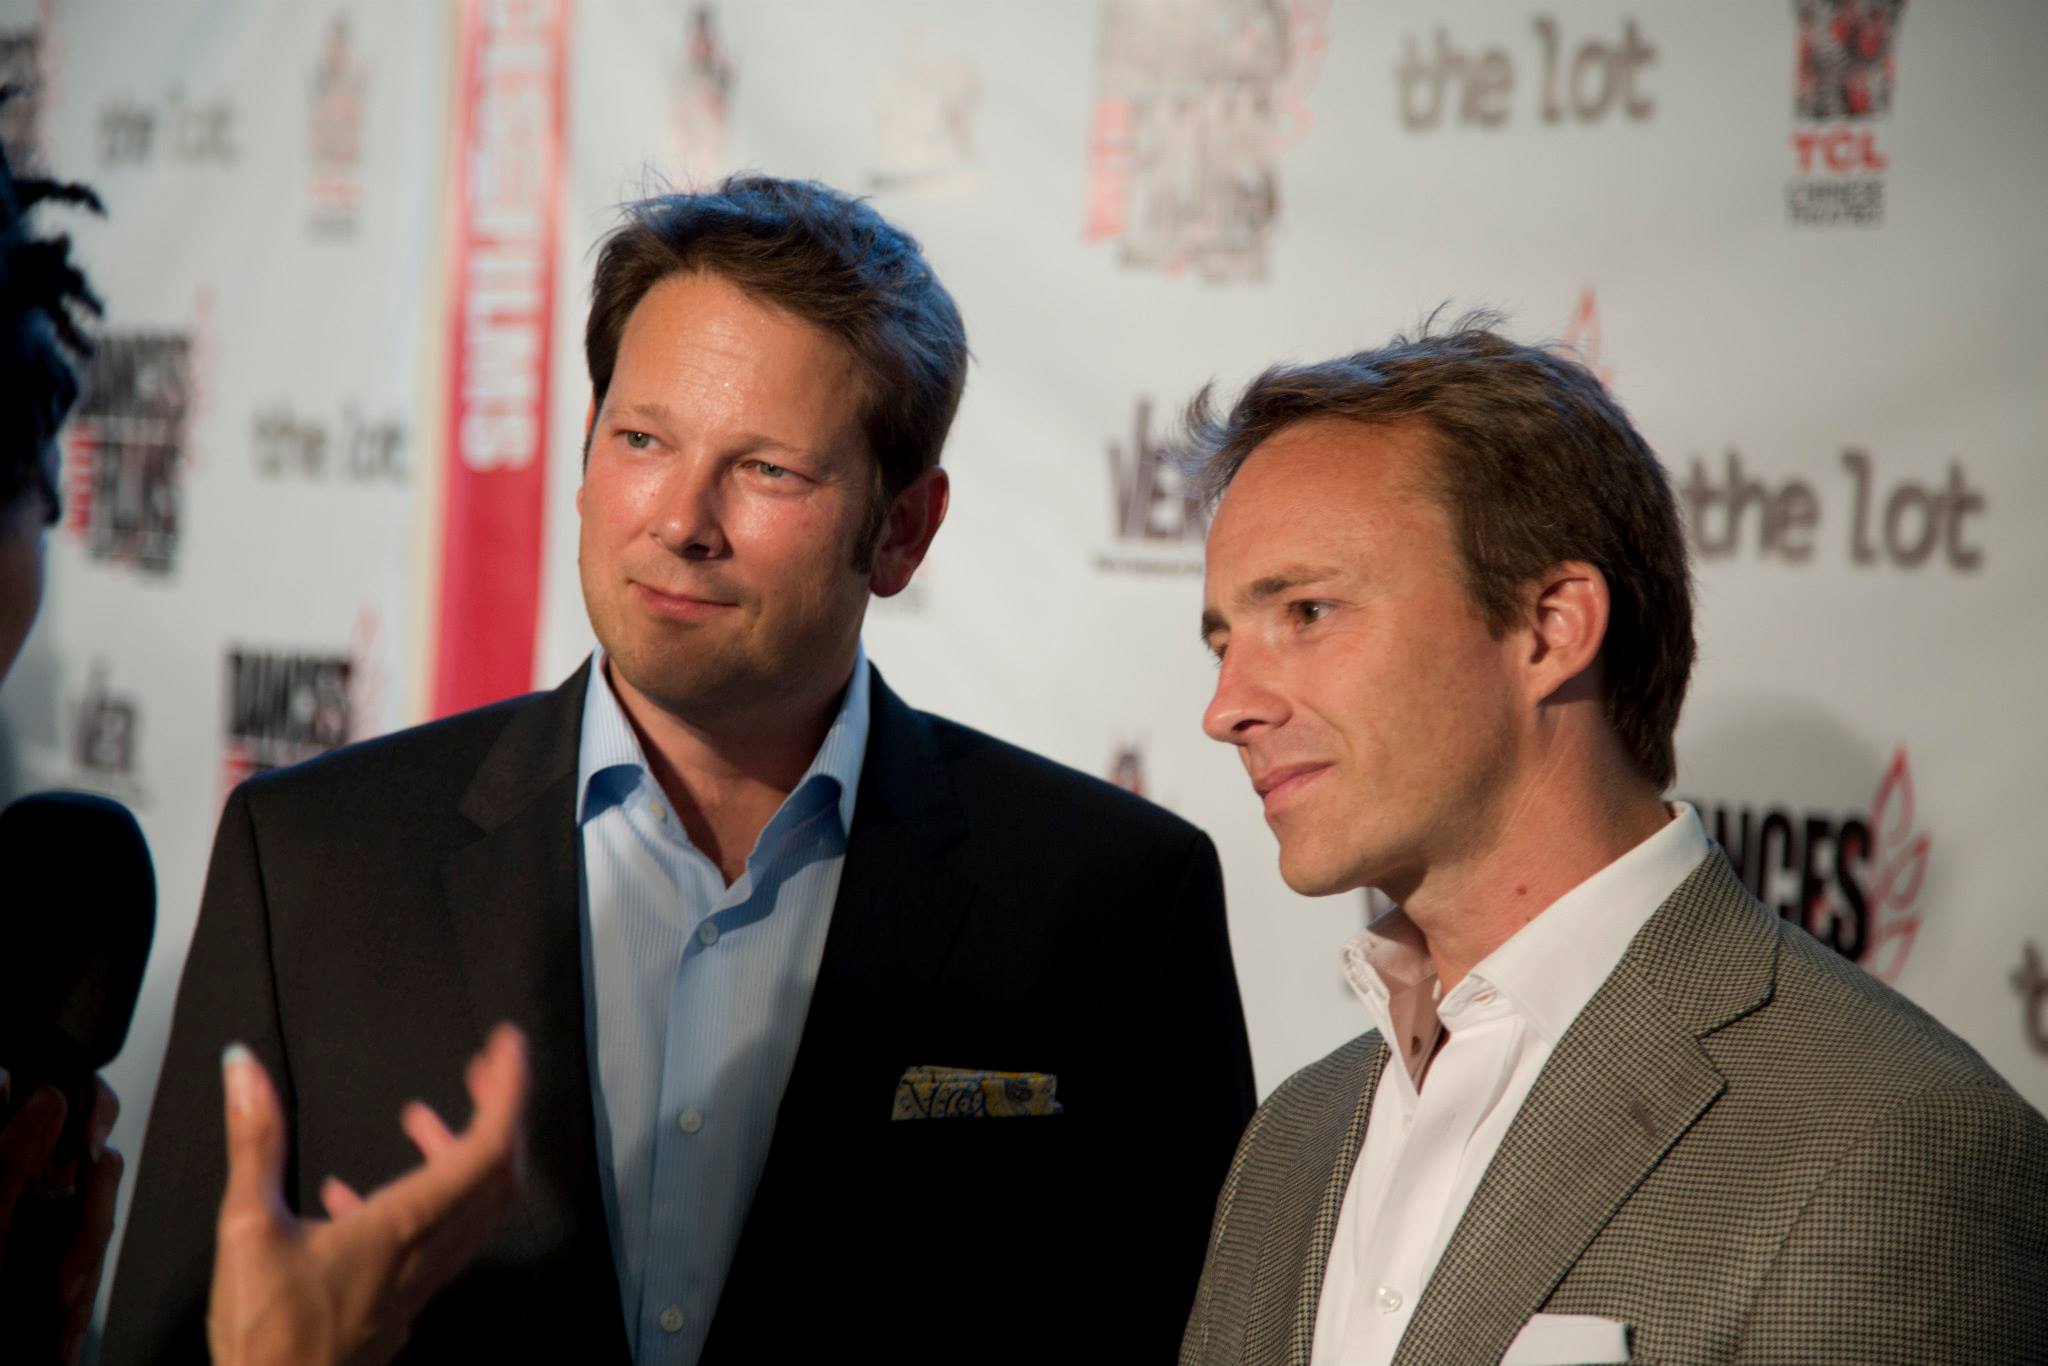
[1202,647,1288,745]
[650,458,727,560]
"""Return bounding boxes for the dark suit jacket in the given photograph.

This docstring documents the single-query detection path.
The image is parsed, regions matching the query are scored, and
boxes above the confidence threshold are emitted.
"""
[1178,849,2048,1366]
[106,663,1257,1365]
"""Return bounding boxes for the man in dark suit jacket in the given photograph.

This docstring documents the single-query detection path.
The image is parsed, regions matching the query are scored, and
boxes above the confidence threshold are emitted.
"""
[105,177,1255,1366]
[1179,320,2046,1365]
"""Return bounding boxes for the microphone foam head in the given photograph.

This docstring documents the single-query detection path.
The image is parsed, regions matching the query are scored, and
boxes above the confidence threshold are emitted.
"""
[0,790,156,1075]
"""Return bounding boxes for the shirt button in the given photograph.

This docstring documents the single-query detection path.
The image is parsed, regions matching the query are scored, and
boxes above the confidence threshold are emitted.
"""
[697,921,720,947]
[1375,1285,1403,1313]
[678,1107,704,1134]
[658,1305,684,1333]
[1400,1112,1413,1131]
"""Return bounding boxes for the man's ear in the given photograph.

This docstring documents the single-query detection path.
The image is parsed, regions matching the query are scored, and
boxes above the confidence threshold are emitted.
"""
[1523,560,1610,704]
[869,467,949,597]
[580,397,597,474]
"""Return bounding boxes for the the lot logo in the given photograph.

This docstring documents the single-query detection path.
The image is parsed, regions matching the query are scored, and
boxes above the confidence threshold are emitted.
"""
[1397,16,1656,131]
[1084,0,1330,283]
[98,84,238,168]
[669,5,734,186]
[1097,397,1206,576]
[221,647,352,788]
[0,26,43,169]
[870,31,980,194]
[63,333,192,574]
[252,400,407,483]
[2014,943,2048,1058]
[1679,447,1984,571]
[1787,0,1903,228]
[74,661,141,789]
[307,13,367,239]
[1683,746,1928,983]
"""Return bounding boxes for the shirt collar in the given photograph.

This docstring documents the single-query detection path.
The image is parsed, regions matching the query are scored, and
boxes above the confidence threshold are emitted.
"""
[576,641,871,840]
[1343,803,1711,1049]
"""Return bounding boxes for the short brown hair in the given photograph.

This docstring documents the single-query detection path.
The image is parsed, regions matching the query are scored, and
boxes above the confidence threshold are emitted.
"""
[1184,313,1695,790]
[584,176,968,561]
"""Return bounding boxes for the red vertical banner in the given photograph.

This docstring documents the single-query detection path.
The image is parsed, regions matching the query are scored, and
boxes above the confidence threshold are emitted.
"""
[433,0,568,716]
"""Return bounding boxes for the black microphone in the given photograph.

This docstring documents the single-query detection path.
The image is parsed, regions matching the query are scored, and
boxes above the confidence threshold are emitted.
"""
[0,790,156,1144]
[0,790,154,1358]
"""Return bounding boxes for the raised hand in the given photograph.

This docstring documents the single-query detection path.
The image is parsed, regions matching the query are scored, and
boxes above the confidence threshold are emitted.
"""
[206,1024,529,1366]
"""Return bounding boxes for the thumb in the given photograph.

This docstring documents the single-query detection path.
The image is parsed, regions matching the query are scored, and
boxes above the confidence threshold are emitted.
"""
[218,1043,287,1230]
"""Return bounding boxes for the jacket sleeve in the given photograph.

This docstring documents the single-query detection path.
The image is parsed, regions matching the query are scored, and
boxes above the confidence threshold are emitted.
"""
[1149,829,1259,1352]
[100,784,297,1366]
[1735,1080,2048,1365]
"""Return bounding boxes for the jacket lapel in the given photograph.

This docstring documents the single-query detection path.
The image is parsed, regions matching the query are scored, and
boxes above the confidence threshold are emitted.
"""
[1391,851,1777,1366]
[438,661,627,1354]
[1242,1036,1390,1366]
[703,669,977,1353]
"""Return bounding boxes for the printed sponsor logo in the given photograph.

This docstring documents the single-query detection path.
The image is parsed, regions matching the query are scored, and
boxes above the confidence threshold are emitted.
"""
[435,0,566,715]
[1396,15,1657,132]
[221,612,384,790]
[1096,397,1207,576]
[869,29,980,193]
[307,12,367,239]
[1559,287,1614,388]
[1678,447,1984,570]
[1682,746,1928,982]
[97,84,237,167]
[72,661,143,800]
[669,4,734,186]
[63,332,194,574]
[2014,943,2048,1058]
[1085,0,1330,283]
[1107,742,1147,798]
[1787,0,1903,229]
[252,400,407,483]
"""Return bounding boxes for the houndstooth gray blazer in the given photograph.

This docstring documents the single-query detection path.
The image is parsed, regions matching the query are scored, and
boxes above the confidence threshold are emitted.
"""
[1179,849,2048,1366]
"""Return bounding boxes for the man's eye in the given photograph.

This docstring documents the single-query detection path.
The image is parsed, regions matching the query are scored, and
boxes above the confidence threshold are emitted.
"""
[622,430,653,450]
[1291,600,1328,626]
[748,460,791,479]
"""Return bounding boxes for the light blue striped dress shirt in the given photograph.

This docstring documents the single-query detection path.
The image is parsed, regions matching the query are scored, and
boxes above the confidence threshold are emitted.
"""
[575,645,871,1364]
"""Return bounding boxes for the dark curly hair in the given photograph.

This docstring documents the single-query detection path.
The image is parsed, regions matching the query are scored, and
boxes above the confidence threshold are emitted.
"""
[1,85,103,525]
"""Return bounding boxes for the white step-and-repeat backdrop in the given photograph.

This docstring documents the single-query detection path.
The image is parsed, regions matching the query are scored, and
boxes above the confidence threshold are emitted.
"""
[3,0,2043,1339]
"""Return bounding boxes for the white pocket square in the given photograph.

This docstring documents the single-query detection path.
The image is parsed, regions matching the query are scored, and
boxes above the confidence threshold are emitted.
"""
[1500,1312,1631,1365]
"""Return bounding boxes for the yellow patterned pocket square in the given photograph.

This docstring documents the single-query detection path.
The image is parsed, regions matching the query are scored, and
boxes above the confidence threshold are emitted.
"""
[890,1065,1063,1120]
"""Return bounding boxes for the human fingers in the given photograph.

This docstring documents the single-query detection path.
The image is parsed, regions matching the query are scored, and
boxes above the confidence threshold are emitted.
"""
[57,1144,123,1364]
[0,1084,67,1241]
[320,1174,364,1220]
[363,1027,529,1250]
[462,1024,530,1172]
[85,1077,119,1158]
[399,1101,457,1163]
[217,1044,289,1237]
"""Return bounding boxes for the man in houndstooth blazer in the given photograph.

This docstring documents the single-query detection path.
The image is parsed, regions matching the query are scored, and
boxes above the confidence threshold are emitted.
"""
[1181,320,2048,1366]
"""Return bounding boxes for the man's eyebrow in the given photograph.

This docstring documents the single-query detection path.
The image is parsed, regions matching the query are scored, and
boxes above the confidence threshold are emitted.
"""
[1240,564,1343,607]
[1199,564,1345,643]
[608,401,813,457]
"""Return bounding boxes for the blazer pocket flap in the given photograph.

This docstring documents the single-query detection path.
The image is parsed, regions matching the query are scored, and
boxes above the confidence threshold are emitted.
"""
[891,1064,1062,1119]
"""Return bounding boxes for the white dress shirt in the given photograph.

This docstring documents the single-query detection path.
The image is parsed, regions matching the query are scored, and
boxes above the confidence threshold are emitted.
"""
[1309,804,1710,1366]
[577,645,870,1365]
